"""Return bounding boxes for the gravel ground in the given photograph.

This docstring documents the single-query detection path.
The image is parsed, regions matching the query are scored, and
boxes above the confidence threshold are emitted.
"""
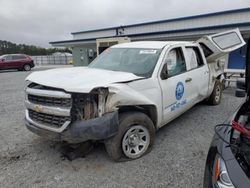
[0,68,244,188]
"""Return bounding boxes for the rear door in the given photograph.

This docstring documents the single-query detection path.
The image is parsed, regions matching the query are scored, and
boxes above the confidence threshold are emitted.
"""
[197,28,246,62]
[11,55,25,68]
[184,45,209,101]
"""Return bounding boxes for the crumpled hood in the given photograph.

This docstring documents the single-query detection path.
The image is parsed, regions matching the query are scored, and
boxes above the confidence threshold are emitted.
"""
[26,67,142,93]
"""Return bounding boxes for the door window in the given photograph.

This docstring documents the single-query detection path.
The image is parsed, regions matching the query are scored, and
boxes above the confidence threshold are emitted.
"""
[12,55,26,60]
[164,48,186,77]
[199,43,213,57]
[5,55,12,61]
[186,47,204,70]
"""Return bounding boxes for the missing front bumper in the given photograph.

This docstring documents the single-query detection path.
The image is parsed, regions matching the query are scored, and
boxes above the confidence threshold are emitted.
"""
[25,111,119,143]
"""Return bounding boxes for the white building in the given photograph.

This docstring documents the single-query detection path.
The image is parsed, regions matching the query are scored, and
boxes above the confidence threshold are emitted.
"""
[50,8,250,68]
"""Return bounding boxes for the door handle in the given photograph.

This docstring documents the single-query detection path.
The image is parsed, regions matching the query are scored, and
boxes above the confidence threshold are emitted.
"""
[185,78,192,83]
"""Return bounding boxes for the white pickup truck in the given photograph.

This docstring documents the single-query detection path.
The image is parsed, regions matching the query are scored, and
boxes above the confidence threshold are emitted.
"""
[25,29,245,161]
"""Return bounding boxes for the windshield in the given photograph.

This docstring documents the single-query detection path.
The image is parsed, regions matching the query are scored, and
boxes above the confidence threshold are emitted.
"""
[89,48,162,77]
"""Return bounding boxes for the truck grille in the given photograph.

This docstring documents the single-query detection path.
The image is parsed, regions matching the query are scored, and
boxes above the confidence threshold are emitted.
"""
[25,85,72,132]
[28,109,70,128]
[28,94,71,107]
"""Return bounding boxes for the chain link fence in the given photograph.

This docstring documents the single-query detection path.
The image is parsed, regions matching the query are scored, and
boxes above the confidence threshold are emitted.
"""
[32,55,73,65]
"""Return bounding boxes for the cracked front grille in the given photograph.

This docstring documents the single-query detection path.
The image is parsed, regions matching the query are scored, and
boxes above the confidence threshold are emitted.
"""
[28,109,70,128]
[28,94,71,108]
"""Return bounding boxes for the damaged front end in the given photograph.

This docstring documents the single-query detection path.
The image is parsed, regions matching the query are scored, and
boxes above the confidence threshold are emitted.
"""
[71,88,109,120]
[25,83,119,143]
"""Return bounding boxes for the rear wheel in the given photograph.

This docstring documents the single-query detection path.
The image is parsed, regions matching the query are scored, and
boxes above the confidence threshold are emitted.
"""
[104,112,155,161]
[23,64,31,71]
[208,80,222,105]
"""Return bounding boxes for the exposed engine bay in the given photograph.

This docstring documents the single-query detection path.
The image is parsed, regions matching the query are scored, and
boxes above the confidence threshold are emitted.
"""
[231,103,250,178]
[71,88,109,121]
[71,93,98,121]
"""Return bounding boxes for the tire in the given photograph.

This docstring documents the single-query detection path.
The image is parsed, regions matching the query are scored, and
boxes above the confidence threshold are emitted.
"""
[104,112,155,161]
[23,64,31,71]
[207,80,222,105]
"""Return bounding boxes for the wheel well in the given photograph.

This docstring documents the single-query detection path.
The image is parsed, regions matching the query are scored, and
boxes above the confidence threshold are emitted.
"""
[118,105,157,128]
[23,63,31,68]
[216,74,225,82]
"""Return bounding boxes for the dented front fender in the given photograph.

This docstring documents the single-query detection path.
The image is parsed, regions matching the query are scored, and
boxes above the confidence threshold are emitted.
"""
[105,84,156,112]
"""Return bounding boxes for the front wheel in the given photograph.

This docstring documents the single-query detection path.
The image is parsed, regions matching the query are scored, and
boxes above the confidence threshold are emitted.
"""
[207,80,222,105]
[104,112,155,161]
[23,64,31,71]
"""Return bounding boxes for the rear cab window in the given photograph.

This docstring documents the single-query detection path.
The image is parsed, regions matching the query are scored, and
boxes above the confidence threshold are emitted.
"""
[196,29,245,62]
[212,32,242,50]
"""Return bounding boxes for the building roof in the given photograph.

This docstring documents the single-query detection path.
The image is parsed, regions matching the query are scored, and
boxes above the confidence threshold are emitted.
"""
[71,7,250,35]
[50,7,250,46]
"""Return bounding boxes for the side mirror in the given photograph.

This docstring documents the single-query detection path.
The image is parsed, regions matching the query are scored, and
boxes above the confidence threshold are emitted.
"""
[235,89,246,98]
[160,63,168,80]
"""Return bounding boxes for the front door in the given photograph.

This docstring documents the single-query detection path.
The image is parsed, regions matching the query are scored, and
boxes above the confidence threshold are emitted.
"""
[3,55,13,69]
[159,46,195,124]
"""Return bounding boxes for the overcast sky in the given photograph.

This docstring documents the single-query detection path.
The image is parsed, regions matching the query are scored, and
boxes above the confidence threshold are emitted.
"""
[0,0,249,48]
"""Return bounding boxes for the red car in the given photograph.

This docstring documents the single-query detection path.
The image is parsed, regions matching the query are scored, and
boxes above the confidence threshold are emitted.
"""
[0,54,35,71]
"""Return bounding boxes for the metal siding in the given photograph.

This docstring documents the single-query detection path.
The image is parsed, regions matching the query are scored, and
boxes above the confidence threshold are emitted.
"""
[70,8,250,35]
[72,45,96,66]
[51,9,250,47]
[87,11,250,37]
[51,39,96,47]
[130,26,250,41]
[124,12,250,36]
[73,29,116,40]
[51,25,250,47]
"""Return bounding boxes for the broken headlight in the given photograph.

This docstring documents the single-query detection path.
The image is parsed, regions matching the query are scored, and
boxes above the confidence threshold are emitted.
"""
[72,94,98,121]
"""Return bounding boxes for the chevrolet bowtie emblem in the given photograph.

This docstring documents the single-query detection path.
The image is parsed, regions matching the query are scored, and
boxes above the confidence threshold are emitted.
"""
[34,105,42,113]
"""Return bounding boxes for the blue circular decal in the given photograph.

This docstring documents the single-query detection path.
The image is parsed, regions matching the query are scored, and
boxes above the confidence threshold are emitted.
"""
[176,82,184,100]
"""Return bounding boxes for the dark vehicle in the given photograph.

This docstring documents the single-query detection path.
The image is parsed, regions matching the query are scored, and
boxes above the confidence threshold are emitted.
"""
[203,39,250,188]
[0,54,34,71]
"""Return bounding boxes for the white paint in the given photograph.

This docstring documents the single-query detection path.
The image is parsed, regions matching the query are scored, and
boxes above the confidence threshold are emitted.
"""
[26,67,142,93]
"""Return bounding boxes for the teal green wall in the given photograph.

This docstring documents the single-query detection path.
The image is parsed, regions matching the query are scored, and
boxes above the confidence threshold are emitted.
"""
[72,45,96,66]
